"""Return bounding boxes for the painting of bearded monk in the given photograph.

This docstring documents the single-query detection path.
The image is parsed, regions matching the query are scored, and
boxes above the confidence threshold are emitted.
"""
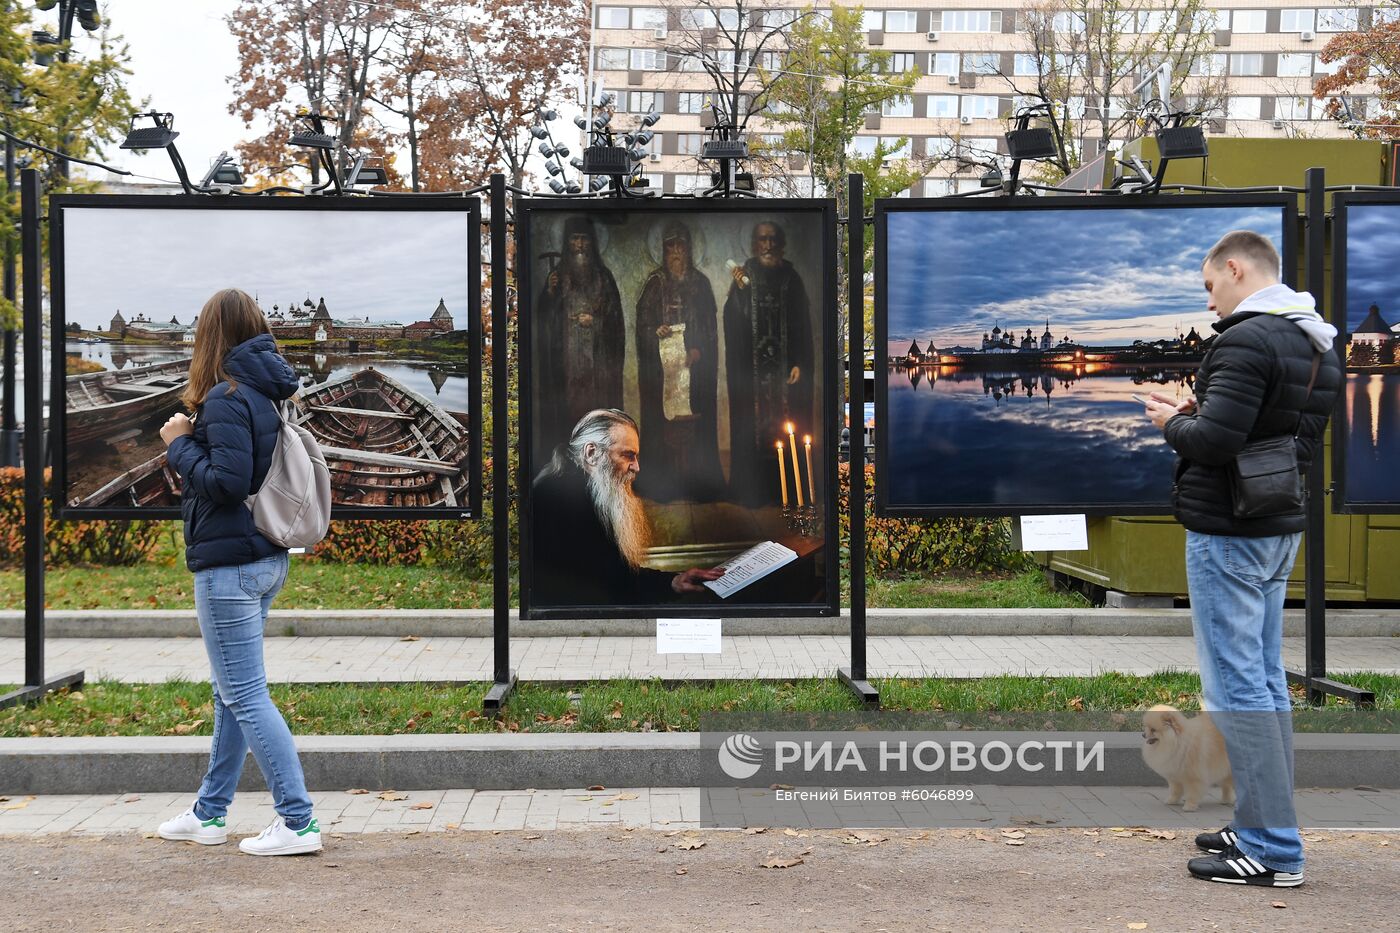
[724,220,814,506]
[634,221,725,502]
[535,215,626,450]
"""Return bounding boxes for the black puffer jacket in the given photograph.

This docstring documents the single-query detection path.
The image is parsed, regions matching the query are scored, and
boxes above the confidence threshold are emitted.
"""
[167,335,300,571]
[1164,311,1341,536]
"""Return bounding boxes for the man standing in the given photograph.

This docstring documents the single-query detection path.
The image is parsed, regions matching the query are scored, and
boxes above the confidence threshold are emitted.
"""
[635,221,724,502]
[530,408,723,608]
[1144,231,1340,888]
[536,217,625,451]
[723,220,814,505]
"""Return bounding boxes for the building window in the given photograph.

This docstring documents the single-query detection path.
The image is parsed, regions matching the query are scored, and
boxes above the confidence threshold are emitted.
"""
[756,50,784,71]
[1137,10,1174,33]
[1275,96,1312,121]
[1189,53,1227,77]
[596,48,629,71]
[1230,53,1264,76]
[677,133,703,155]
[1231,9,1267,32]
[1194,9,1229,31]
[1279,9,1316,33]
[630,49,666,71]
[964,52,1000,75]
[1314,55,1344,75]
[1063,97,1087,120]
[882,95,914,117]
[1376,7,1400,25]
[596,7,630,29]
[630,91,662,114]
[862,10,883,30]
[850,135,878,156]
[633,7,667,31]
[886,52,918,73]
[678,92,708,114]
[1013,54,1041,77]
[1052,12,1087,32]
[927,95,959,118]
[1277,53,1313,77]
[1228,97,1262,120]
[675,174,710,194]
[938,10,1001,33]
[1053,52,1086,75]
[1316,8,1358,31]
[929,52,960,76]
[885,10,918,32]
[883,137,912,161]
[961,95,999,119]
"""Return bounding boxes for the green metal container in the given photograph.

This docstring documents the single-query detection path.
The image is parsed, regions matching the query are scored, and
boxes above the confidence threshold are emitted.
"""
[1043,138,1398,602]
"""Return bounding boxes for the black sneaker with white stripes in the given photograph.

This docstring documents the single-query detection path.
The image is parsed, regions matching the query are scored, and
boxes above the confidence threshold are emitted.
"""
[1194,825,1239,854]
[1188,843,1305,887]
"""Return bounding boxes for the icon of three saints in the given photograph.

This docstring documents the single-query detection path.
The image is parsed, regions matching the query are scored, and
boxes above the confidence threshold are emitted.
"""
[535,216,814,507]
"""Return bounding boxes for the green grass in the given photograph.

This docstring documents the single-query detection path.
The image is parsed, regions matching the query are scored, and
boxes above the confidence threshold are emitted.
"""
[2,527,1078,611]
[4,674,1397,737]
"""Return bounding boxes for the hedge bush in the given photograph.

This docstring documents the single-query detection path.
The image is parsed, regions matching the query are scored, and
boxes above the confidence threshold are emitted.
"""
[0,468,163,567]
[839,463,1031,578]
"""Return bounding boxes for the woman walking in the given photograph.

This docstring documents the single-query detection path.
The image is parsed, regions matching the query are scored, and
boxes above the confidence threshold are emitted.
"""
[155,288,321,856]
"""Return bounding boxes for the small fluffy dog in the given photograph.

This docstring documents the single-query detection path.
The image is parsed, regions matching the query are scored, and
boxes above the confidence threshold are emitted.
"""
[1141,705,1234,811]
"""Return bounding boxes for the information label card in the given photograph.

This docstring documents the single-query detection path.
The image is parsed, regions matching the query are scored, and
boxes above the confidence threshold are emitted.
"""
[1019,514,1089,552]
[657,618,723,654]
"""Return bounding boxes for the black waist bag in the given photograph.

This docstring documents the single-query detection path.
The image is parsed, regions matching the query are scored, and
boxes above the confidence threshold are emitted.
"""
[1227,352,1320,519]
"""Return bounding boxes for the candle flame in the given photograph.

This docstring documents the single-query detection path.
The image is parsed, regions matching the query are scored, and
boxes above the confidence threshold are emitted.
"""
[785,422,794,433]
[776,440,783,449]
[803,435,811,444]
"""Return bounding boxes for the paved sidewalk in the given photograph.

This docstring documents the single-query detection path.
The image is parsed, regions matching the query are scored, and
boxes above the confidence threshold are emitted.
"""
[2,787,1398,837]
[4,634,1400,683]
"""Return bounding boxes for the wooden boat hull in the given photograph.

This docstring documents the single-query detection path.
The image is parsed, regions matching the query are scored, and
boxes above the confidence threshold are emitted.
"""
[66,359,191,445]
[72,367,470,511]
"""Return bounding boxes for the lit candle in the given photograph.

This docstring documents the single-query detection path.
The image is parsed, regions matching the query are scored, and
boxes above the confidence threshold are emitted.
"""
[804,435,815,506]
[786,422,803,507]
[776,441,788,508]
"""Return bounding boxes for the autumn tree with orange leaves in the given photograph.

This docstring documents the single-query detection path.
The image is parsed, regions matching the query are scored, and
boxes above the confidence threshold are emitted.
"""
[1314,6,1400,140]
[226,0,587,192]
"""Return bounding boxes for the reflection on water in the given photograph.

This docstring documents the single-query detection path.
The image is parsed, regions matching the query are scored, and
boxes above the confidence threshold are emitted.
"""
[1346,373,1400,505]
[886,364,1195,509]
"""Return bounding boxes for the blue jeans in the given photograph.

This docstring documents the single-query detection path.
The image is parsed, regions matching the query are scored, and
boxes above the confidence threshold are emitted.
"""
[192,552,312,830]
[1185,530,1303,873]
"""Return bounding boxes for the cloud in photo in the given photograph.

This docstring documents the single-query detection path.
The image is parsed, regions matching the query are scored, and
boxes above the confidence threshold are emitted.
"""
[61,206,474,331]
[884,203,1286,347]
[1344,203,1400,333]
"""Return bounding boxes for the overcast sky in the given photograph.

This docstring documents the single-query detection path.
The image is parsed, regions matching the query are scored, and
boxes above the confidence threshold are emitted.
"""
[884,204,1287,353]
[62,205,473,329]
[1345,204,1400,333]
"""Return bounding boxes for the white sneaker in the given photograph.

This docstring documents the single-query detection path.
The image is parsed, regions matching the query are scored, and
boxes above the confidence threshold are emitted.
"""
[238,816,322,856]
[157,806,228,845]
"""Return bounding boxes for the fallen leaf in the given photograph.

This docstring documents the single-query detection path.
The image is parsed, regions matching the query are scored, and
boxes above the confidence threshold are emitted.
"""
[409,802,434,811]
[611,793,638,801]
[399,635,420,642]
[1128,925,1148,930]
[121,794,141,804]
[377,791,409,802]
[1082,830,1100,836]
[842,831,888,846]
[576,796,594,802]
[770,783,794,791]
[1094,852,1106,858]
[1146,830,1177,841]
[0,796,36,811]
[675,868,687,875]
[1271,901,1288,909]
[1000,829,1026,840]
[587,785,606,792]
[1004,839,1025,846]
[524,834,541,840]
[675,839,706,850]
[973,831,995,842]
[783,829,808,838]
[743,827,768,835]
[346,789,369,795]
[761,856,803,869]
[403,829,421,836]
[446,823,459,830]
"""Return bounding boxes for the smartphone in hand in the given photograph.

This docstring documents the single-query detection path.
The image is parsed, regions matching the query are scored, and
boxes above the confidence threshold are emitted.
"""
[1131,394,1152,405]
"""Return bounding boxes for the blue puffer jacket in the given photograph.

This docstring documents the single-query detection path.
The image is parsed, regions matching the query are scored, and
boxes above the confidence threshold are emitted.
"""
[167,334,300,571]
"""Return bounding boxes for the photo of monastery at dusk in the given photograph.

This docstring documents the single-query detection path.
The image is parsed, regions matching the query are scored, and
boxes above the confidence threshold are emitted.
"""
[1339,201,1400,507]
[879,201,1286,512]
[57,204,476,514]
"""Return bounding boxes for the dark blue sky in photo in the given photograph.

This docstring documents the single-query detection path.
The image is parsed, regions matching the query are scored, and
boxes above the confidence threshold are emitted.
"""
[1345,204,1400,333]
[884,204,1285,354]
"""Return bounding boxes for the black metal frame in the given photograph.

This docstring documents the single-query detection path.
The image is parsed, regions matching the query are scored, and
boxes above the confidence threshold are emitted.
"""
[1329,189,1400,515]
[872,192,1299,518]
[837,174,878,707]
[47,193,484,521]
[0,169,83,711]
[515,197,842,620]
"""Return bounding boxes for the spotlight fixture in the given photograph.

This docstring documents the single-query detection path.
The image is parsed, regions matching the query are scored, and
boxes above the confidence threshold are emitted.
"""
[574,115,589,130]
[530,125,550,140]
[640,109,661,128]
[347,162,388,187]
[289,127,338,150]
[627,144,647,162]
[589,176,609,192]
[30,30,59,66]
[540,109,559,122]
[74,0,101,31]
[119,111,195,194]
[595,91,616,108]
[553,144,570,158]
[1155,125,1209,161]
[1004,126,1058,161]
[538,141,555,157]
[545,159,563,176]
[580,145,631,175]
[734,172,755,192]
[569,156,585,170]
[198,152,246,191]
[548,178,568,193]
[980,165,1004,187]
[567,182,582,194]
[701,139,748,160]
[592,112,612,131]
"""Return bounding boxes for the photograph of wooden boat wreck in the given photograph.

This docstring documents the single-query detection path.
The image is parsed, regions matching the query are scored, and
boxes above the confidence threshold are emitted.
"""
[67,367,472,511]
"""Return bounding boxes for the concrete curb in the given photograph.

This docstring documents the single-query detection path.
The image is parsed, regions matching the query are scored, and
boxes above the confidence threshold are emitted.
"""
[3,732,1399,795]
[4,607,1400,639]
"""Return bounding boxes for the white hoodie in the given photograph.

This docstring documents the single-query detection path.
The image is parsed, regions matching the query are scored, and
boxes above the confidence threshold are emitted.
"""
[1229,283,1337,353]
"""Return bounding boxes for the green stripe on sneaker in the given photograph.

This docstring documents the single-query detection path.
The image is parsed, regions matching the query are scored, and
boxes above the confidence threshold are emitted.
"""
[201,816,226,828]
[295,818,319,836]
